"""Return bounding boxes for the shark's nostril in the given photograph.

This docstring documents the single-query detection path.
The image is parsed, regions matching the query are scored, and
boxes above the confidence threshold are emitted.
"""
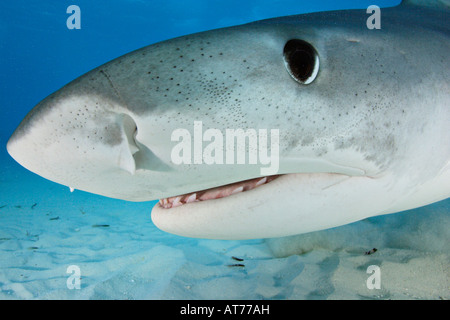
[122,114,139,155]
[124,115,172,173]
[120,114,140,163]
[132,139,173,172]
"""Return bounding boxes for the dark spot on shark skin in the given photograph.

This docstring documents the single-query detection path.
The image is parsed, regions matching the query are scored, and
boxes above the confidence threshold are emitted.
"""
[102,122,123,146]
[301,136,315,146]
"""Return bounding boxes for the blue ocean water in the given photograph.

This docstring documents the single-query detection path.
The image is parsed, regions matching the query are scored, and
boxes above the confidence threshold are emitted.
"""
[1,0,449,300]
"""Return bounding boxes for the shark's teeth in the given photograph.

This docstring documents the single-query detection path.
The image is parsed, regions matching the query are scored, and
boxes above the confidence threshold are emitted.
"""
[255,177,267,187]
[186,193,197,203]
[159,175,280,209]
[172,196,183,208]
[231,186,244,194]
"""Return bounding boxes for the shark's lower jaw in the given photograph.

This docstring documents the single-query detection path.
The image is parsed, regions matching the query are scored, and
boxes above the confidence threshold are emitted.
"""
[151,172,362,239]
[159,175,282,209]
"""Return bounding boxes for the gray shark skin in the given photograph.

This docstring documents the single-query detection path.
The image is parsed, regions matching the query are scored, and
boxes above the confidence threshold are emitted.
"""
[6,1,450,239]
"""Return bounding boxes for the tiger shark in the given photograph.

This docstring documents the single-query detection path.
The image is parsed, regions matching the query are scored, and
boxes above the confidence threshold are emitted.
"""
[6,0,450,239]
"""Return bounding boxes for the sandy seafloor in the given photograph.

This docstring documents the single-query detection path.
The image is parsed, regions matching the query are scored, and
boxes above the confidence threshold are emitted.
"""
[0,141,448,300]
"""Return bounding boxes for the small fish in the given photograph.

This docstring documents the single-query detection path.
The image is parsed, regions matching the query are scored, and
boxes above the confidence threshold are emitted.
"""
[27,246,39,250]
[365,248,378,255]
[227,264,245,268]
[14,205,22,209]
[0,205,6,209]
[31,203,37,209]
[92,224,110,228]
[231,256,244,262]
[49,216,60,221]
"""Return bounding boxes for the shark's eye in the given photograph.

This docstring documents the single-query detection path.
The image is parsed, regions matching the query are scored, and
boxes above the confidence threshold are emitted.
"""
[283,39,319,85]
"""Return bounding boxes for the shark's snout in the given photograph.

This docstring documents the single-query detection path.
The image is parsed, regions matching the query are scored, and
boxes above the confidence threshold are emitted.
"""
[6,77,144,195]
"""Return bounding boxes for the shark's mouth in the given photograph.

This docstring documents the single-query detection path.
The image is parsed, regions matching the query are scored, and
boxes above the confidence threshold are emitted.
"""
[159,175,281,209]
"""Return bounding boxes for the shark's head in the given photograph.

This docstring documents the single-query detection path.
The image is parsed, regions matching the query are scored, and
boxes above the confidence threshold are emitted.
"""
[7,3,450,239]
